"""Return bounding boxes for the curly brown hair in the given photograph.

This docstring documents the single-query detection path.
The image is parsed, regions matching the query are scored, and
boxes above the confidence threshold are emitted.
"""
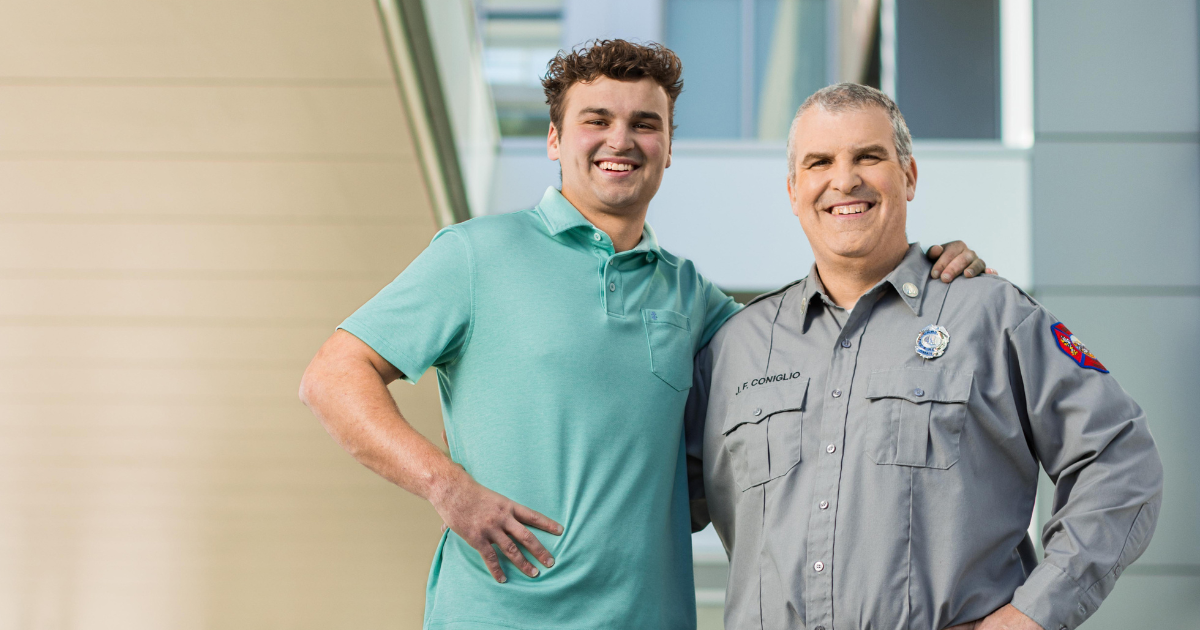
[542,39,684,138]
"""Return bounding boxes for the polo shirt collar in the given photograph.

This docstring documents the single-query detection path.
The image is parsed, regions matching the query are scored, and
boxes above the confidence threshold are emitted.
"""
[797,243,931,317]
[534,186,676,266]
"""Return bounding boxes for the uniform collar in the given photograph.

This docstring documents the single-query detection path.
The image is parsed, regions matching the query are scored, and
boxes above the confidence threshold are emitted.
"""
[534,186,676,265]
[797,243,932,317]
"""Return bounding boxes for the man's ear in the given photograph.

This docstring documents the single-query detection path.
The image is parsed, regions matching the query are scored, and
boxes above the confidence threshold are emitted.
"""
[906,156,918,201]
[547,123,560,162]
[787,174,799,218]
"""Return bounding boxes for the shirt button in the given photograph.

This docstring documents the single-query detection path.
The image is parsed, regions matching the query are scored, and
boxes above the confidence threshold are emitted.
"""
[813,561,824,572]
[826,444,836,454]
[816,626,826,630]
[831,389,842,398]
[593,232,603,242]
[646,252,656,263]
[819,500,829,509]
[841,339,851,348]
[753,408,762,416]
[913,387,924,397]
[608,282,616,292]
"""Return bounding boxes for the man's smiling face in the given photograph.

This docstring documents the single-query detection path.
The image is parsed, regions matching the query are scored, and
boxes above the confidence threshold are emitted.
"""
[787,105,916,265]
[547,75,672,217]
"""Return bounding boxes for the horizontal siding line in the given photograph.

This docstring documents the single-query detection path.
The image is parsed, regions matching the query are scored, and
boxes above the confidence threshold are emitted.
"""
[0,215,425,226]
[0,77,395,87]
[1036,131,1200,144]
[0,358,309,369]
[1032,285,1200,297]
[0,269,399,281]
[1,395,311,405]
[0,151,413,163]
[0,316,339,327]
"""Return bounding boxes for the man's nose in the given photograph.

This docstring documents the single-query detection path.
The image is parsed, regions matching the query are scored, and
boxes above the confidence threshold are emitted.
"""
[606,124,635,152]
[829,161,862,193]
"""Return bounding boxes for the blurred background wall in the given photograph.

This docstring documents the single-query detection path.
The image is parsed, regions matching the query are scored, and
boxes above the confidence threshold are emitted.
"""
[0,0,1195,629]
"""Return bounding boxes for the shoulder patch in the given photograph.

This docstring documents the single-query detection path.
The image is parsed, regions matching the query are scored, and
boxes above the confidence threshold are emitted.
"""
[1051,322,1108,373]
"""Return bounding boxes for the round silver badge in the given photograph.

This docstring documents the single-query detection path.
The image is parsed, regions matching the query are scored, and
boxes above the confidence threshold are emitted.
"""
[915,324,950,359]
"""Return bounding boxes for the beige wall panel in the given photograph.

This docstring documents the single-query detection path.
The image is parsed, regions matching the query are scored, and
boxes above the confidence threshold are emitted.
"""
[0,0,394,80]
[0,160,432,220]
[0,223,437,273]
[0,86,413,155]
[0,277,396,320]
[1,0,447,625]
[0,324,337,364]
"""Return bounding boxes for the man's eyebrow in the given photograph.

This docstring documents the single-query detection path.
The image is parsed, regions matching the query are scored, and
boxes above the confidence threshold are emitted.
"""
[855,144,892,156]
[801,151,834,163]
[576,107,663,122]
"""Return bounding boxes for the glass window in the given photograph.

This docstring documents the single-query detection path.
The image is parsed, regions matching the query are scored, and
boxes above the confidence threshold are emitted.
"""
[478,0,562,136]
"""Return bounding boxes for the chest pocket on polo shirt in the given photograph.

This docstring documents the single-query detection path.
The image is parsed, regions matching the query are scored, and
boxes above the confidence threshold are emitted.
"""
[722,378,809,491]
[864,368,973,469]
[642,309,692,391]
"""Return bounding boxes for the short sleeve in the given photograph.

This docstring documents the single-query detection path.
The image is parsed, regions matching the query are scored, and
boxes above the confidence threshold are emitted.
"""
[338,228,473,384]
[697,274,742,348]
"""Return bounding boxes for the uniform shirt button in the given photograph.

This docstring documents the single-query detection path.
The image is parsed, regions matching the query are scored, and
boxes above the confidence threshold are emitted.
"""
[841,338,851,348]
[819,500,829,509]
[753,408,762,416]
[831,389,842,398]
[816,626,826,630]
[826,444,836,454]
[813,561,824,572]
[646,252,656,262]
[593,232,603,241]
[608,282,616,292]
[913,387,924,397]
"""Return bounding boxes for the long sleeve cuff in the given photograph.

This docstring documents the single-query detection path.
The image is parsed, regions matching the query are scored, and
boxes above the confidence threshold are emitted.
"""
[1010,563,1098,630]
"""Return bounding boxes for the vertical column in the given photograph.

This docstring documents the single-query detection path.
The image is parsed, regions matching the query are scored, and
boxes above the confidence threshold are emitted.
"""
[1031,1,1200,627]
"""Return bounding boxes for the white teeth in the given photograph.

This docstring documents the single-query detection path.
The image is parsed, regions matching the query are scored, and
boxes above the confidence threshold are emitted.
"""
[598,161,634,172]
[832,203,869,215]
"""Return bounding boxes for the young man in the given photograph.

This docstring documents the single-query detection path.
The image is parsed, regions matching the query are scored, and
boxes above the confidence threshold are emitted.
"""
[300,42,984,629]
[687,83,1163,630]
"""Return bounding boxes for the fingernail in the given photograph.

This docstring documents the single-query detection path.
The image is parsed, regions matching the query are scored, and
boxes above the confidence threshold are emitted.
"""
[499,576,506,583]
[931,270,939,278]
[941,273,951,282]
[530,568,539,577]
[546,558,555,567]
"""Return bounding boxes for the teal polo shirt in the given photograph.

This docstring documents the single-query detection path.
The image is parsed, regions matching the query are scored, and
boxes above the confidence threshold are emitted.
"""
[339,187,740,630]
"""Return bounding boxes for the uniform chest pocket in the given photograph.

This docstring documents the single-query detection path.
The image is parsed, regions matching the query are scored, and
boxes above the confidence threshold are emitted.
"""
[864,368,973,469]
[642,309,692,391]
[721,378,809,491]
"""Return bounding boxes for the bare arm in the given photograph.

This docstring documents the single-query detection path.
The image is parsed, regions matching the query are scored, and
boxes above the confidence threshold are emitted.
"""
[299,330,562,582]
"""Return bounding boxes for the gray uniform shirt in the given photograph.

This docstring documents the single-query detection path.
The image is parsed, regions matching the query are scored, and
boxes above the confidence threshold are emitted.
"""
[686,245,1163,630]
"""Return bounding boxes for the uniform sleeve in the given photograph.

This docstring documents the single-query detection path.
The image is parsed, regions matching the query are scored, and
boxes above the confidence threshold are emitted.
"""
[337,228,473,384]
[685,343,714,532]
[1007,306,1163,630]
[697,274,742,348]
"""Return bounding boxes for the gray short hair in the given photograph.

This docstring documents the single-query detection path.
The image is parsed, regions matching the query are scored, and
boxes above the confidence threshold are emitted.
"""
[786,83,913,180]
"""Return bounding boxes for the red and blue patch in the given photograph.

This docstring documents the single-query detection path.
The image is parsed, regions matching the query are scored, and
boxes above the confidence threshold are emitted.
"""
[1051,322,1108,373]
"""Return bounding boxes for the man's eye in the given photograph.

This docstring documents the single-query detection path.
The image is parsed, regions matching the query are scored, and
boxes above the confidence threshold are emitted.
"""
[859,154,882,162]
[809,160,831,168]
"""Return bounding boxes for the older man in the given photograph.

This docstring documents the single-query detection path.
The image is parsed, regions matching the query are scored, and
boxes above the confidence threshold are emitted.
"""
[686,83,1164,630]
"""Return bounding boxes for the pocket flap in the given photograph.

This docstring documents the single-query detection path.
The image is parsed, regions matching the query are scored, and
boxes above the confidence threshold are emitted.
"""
[722,377,810,434]
[642,308,690,331]
[865,368,973,403]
